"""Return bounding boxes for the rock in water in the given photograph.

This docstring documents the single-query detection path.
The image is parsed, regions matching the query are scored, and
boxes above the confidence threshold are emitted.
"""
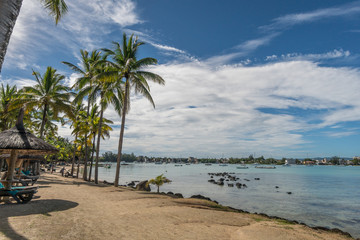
[135,180,151,191]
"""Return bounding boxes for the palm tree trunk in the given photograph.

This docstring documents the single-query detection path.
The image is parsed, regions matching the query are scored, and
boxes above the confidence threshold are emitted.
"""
[71,133,77,175]
[82,100,91,181]
[76,145,82,178]
[114,80,129,187]
[39,103,48,139]
[94,104,104,184]
[0,0,23,72]
[88,133,96,181]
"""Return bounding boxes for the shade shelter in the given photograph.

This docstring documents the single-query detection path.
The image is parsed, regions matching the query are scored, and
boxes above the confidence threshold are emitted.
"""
[0,108,58,190]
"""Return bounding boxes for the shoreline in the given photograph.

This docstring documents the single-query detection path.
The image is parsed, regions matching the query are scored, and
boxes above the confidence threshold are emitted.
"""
[2,172,355,239]
[62,165,358,239]
[91,173,356,239]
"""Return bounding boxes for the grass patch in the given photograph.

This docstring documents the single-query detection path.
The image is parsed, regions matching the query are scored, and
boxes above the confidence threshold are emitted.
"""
[252,217,268,222]
[276,219,295,225]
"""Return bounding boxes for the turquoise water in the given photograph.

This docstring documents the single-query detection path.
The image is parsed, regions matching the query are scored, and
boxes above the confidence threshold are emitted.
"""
[95,164,360,238]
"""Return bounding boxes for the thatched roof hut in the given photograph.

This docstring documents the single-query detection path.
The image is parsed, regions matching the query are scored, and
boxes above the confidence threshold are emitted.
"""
[0,109,58,155]
[0,108,58,189]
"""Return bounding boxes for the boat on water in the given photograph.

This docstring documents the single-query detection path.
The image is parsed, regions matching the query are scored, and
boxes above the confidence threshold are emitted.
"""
[175,164,183,167]
[205,163,212,166]
[255,166,276,169]
[237,164,249,169]
[185,163,191,165]
[219,164,228,166]
[103,164,111,168]
[283,163,291,167]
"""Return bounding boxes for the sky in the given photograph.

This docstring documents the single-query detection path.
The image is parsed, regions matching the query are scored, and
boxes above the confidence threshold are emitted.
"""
[1,0,360,158]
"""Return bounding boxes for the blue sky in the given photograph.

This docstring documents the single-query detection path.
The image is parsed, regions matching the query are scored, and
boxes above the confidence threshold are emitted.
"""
[1,0,360,158]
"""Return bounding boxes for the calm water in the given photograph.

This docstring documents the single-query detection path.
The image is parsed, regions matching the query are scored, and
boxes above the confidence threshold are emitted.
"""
[93,163,360,238]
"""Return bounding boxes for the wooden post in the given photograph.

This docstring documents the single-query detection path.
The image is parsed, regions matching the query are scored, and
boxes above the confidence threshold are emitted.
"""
[5,149,18,190]
[36,161,40,175]
[25,159,30,171]
[0,158,3,179]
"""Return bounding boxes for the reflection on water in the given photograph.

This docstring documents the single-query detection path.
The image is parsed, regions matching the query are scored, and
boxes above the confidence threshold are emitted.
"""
[91,164,360,238]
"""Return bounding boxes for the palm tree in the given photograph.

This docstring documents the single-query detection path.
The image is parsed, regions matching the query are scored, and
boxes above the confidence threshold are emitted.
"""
[87,104,113,181]
[63,49,102,181]
[69,103,87,175]
[0,84,18,130]
[146,174,171,193]
[103,33,165,187]
[0,0,68,72]
[17,66,73,139]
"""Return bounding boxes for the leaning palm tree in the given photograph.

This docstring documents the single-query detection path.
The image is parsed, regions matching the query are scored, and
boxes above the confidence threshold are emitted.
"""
[17,66,73,139]
[0,0,68,72]
[103,33,165,187]
[63,49,102,181]
[0,83,18,130]
[146,174,172,193]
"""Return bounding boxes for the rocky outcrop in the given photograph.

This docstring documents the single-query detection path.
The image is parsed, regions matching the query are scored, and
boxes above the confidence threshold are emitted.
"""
[135,180,151,191]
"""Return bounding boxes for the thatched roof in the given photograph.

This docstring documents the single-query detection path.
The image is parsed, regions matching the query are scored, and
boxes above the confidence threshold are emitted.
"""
[0,108,58,155]
[0,154,45,161]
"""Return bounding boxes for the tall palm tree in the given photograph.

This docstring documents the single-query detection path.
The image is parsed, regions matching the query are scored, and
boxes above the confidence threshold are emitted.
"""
[0,83,17,130]
[76,62,122,184]
[103,33,165,187]
[63,49,102,181]
[17,66,73,139]
[0,0,68,72]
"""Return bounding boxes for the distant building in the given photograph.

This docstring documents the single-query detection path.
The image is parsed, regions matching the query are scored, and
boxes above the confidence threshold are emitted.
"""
[285,159,296,165]
[188,157,198,164]
[353,156,360,160]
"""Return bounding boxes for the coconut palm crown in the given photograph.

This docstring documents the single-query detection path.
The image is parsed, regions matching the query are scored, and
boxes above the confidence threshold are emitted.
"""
[17,66,73,139]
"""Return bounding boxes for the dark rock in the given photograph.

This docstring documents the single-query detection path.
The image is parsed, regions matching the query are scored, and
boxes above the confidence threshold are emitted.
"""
[235,182,242,188]
[167,192,174,195]
[208,179,215,183]
[244,179,250,181]
[275,186,279,188]
[127,181,136,187]
[228,183,234,187]
[242,184,247,188]
[135,180,151,191]
[174,193,183,198]
[254,178,260,180]
[103,180,114,185]
[217,181,224,186]
[287,192,292,195]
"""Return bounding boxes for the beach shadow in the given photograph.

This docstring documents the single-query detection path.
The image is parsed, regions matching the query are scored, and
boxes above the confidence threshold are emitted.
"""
[37,176,110,188]
[0,199,78,240]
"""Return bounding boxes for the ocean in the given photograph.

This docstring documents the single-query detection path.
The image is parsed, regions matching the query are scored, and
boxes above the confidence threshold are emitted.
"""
[94,163,360,238]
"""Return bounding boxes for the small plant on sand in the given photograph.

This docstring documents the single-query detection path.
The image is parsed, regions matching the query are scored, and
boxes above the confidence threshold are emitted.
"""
[147,174,172,193]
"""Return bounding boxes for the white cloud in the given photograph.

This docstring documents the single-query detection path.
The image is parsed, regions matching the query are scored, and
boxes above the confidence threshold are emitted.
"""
[72,60,360,158]
[265,49,351,62]
[262,1,360,31]
[3,0,142,70]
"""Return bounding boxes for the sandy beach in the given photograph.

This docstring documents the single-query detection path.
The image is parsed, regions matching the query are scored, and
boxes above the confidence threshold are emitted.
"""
[0,173,355,240]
